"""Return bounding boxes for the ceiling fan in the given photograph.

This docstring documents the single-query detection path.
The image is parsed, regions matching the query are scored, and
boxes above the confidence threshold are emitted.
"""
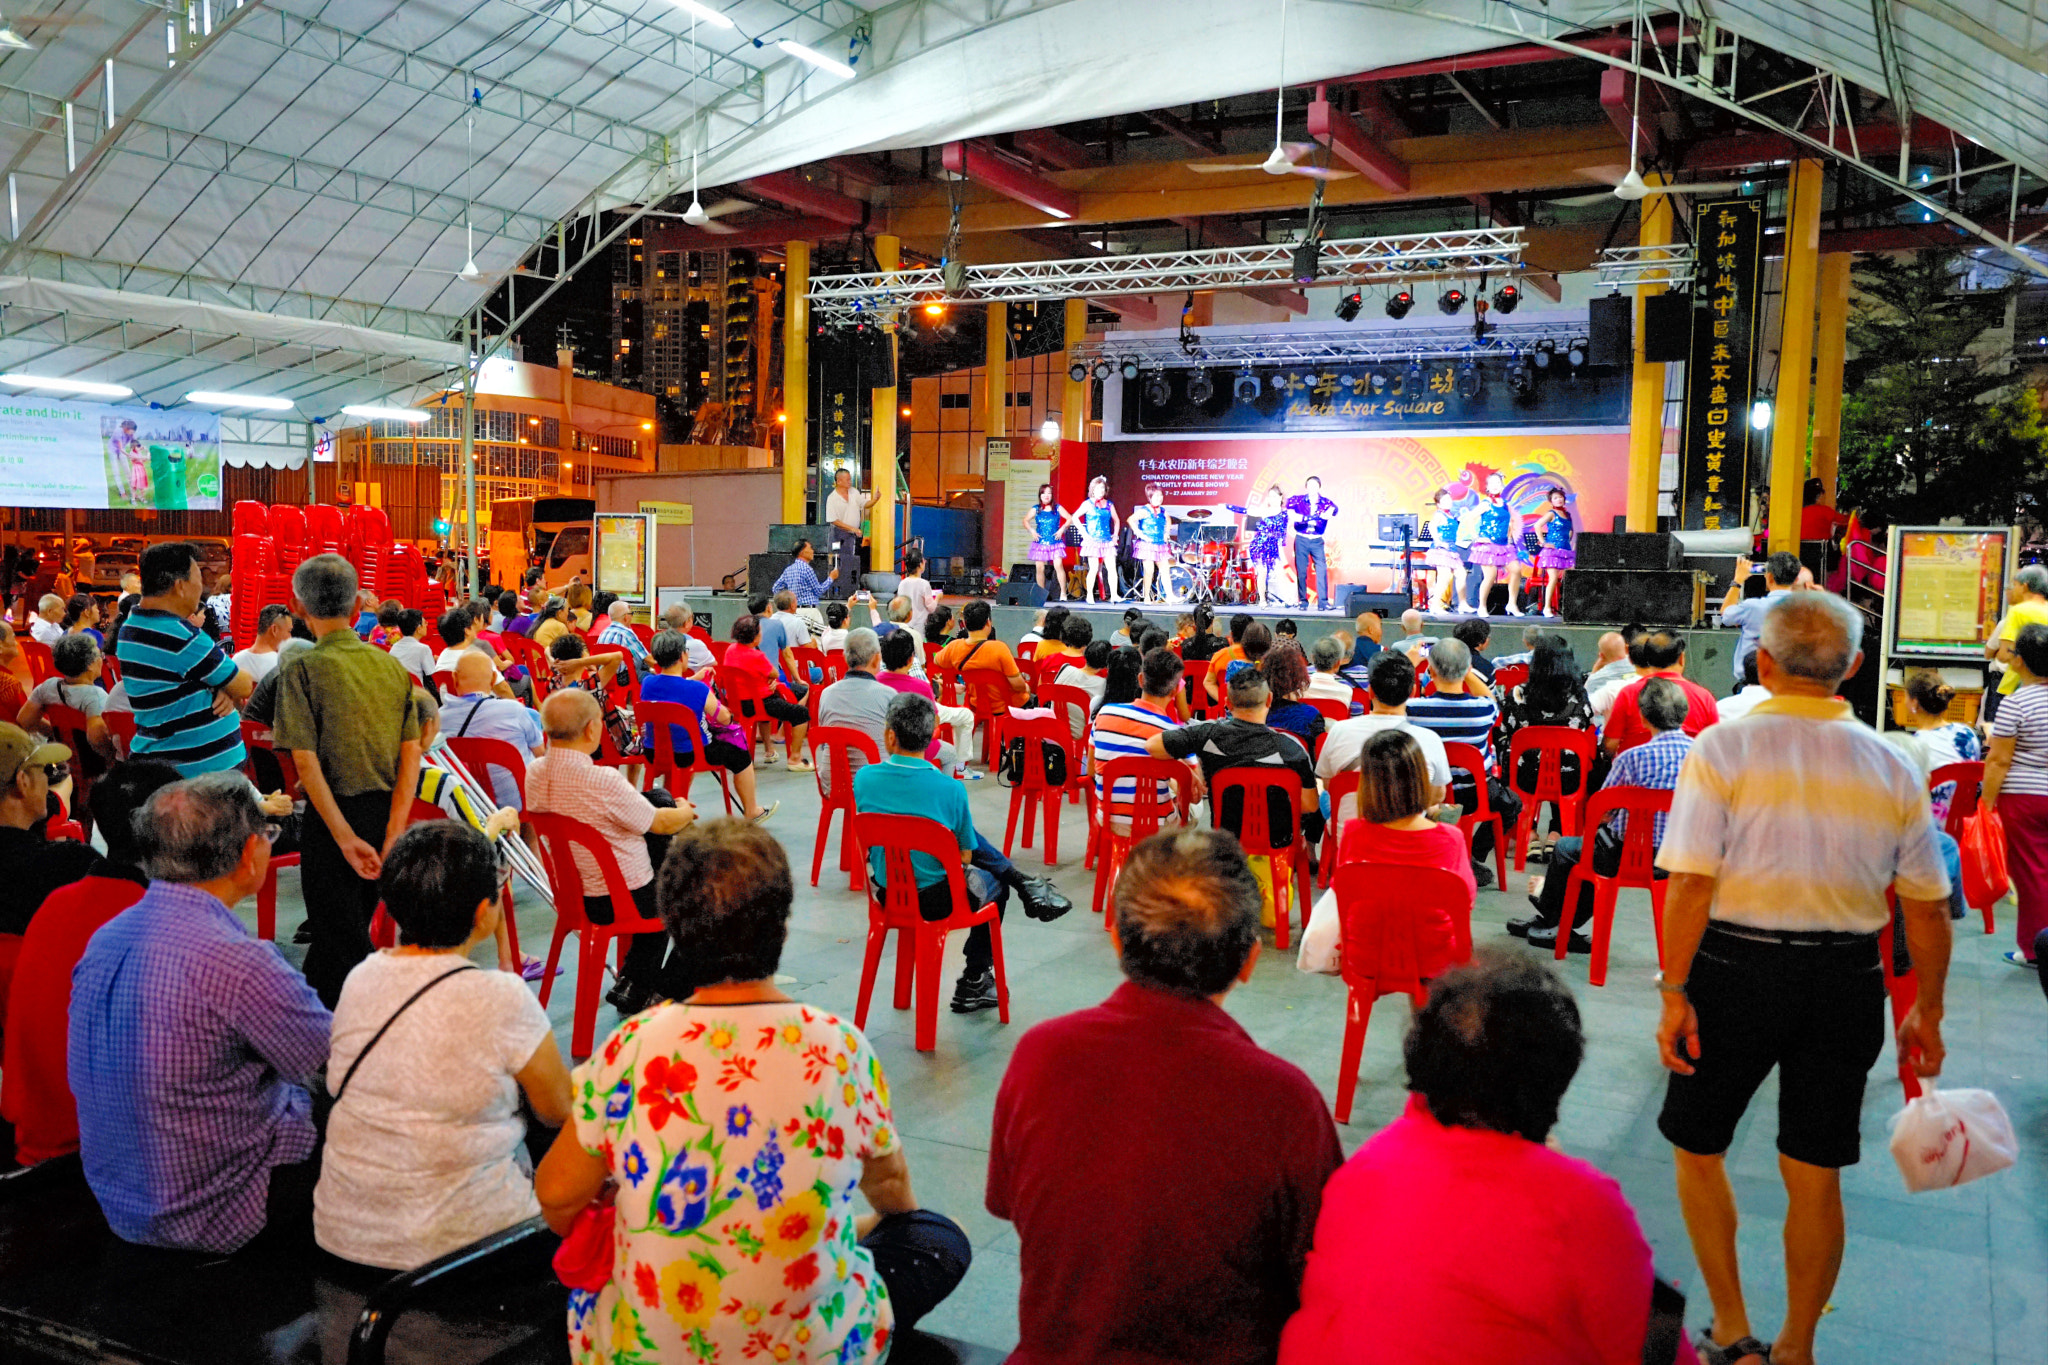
[1554,166,1748,206]
[645,198,750,233]
[0,8,96,50]
[1189,0,1353,181]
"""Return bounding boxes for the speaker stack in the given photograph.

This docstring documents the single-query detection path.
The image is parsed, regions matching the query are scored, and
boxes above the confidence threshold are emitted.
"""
[1560,533,1705,626]
[1344,588,1411,619]
[997,581,1047,608]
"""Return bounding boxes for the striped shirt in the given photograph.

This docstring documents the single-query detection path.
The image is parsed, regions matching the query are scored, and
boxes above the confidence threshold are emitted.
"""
[1407,693,1498,774]
[115,607,244,776]
[1990,682,2048,797]
[1656,695,1950,933]
[1091,698,1183,825]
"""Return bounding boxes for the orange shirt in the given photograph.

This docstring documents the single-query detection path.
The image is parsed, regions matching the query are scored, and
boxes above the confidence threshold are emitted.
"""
[1205,643,1247,697]
[938,634,1021,678]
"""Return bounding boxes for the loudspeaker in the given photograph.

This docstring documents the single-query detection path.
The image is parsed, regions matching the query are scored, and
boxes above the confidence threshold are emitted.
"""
[1008,563,1034,583]
[1587,294,1632,367]
[997,581,1047,608]
[748,552,795,597]
[767,523,834,554]
[1560,569,1703,625]
[864,570,901,598]
[1345,589,1410,619]
[1644,291,1694,362]
[1576,531,1683,571]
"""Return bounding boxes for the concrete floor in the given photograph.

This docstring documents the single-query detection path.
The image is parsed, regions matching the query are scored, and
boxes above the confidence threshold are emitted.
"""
[247,747,2048,1364]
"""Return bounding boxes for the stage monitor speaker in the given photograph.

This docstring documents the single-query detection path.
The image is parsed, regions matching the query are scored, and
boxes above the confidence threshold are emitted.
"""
[748,552,795,597]
[1008,563,1034,583]
[1576,531,1683,571]
[1345,589,1410,619]
[767,523,834,554]
[1560,569,1703,626]
[863,570,901,598]
[1587,294,1632,367]
[1644,291,1694,362]
[996,581,1047,608]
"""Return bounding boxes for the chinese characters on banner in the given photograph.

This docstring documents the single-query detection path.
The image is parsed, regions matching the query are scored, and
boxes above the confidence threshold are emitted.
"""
[1678,198,1763,530]
[811,333,869,517]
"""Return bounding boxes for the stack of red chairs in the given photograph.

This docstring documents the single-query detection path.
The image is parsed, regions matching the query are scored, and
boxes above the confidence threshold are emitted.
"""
[303,504,345,557]
[229,501,289,651]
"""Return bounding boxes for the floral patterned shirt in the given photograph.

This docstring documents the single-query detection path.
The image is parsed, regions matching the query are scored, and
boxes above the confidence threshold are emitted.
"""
[568,1002,899,1365]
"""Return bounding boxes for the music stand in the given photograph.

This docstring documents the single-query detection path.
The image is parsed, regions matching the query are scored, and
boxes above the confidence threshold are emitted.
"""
[1379,513,1420,603]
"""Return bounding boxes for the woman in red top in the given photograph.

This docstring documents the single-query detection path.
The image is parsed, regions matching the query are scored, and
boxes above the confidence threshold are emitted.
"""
[1298,728,1473,978]
[722,615,812,772]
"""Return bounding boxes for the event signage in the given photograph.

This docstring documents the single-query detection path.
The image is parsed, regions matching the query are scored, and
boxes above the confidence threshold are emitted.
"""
[1118,359,1630,436]
[0,400,222,511]
[1677,198,1763,530]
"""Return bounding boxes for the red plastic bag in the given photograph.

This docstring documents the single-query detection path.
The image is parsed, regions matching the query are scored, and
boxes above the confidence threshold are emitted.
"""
[1960,805,2010,908]
[552,1188,616,1291]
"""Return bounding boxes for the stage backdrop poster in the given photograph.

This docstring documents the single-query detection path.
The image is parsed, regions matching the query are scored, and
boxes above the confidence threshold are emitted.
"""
[1092,432,1629,593]
[0,399,221,511]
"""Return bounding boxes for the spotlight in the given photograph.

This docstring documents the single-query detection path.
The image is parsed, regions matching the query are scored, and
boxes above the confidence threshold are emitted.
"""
[1144,371,1172,406]
[1069,361,1090,383]
[1119,358,1141,382]
[1186,369,1215,404]
[1533,338,1556,370]
[1041,414,1062,442]
[1750,397,1773,430]
[1508,355,1534,393]
[1232,368,1260,403]
[1438,288,1466,316]
[1492,283,1520,315]
[922,300,945,317]
[1092,360,1113,382]
[1405,358,1425,395]
[1334,291,1363,322]
[1566,336,1588,369]
[1291,238,1320,285]
[1369,371,1388,395]
[1456,361,1483,400]
[1385,290,1414,320]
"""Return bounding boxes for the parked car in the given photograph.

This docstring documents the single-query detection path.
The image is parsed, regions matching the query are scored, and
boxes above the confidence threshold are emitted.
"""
[88,551,138,594]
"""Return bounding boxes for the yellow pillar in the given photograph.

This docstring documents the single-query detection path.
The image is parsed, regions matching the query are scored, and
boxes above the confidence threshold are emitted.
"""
[1810,252,1851,504]
[870,235,900,570]
[983,301,1008,456]
[1768,160,1825,555]
[1626,186,1671,531]
[1060,298,1088,443]
[781,241,810,522]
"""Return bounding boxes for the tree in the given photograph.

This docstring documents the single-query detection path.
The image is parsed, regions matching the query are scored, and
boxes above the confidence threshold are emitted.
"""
[1836,249,2048,527]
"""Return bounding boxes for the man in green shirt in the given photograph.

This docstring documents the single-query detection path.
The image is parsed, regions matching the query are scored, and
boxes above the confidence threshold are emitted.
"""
[271,553,420,1005]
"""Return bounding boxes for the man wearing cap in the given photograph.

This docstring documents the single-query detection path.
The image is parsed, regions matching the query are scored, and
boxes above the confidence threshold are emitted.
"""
[0,722,97,935]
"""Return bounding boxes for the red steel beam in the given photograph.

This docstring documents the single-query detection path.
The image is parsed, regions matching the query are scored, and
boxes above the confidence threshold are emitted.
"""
[643,215,851,252]
[1599,67,1679,161]
[742,170,867,226]
[1012,128,1098,170]
[1337,22,1683,83]
[1817,215,2048,255]
[1683,117,1953,172]
[941,140,1079,220]
[1308,89,1410,193]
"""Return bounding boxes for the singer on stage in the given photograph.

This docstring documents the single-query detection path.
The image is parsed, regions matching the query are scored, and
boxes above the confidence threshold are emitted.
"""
[1130,485,1176,604]
[1283,476,1340,612]
[1224,487,1288,606]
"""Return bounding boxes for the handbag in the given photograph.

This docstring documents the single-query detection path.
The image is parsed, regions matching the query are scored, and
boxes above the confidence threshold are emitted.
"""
[997,734,1066,788]
[553,1186,618,1291]
[1959,805,2010,907]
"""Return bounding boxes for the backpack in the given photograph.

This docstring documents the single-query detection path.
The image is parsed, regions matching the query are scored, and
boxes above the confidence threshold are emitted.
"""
[997,734,1067,789]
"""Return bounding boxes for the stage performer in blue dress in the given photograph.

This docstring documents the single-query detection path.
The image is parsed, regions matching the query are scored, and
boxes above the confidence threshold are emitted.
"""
[1028,483,1071,601]
[1224,485,1289,606]
[1425,487,1468,615]
[1063,475,1122,603]
[1465,471,1525,616]
[1534,485,1576,617]
[1282,475,1340,612]
[1129,485,1177,604]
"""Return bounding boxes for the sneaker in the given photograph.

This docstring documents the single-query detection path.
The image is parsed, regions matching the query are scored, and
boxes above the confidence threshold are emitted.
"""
[1015,876,1074,923]
[1504,915,1541,939]
[747,799,780,825]
[1526,925,1592,953]
[950,970,1001,1013]
[2003,950,2038,969]
[1470,859,1495,889]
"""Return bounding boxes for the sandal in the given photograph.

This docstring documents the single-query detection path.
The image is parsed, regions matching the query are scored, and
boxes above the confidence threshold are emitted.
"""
[1695,1329,1771,1365]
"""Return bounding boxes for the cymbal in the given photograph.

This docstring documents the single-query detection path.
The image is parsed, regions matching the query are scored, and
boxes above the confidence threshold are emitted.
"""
[1181,507,1214,519]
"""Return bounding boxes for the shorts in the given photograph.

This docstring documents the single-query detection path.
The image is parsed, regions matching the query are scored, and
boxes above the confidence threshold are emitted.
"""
[1426,547,1466,574]
[1466,540,1517,567]
[1081,537,1116,559]
[1135,541,1175,563]
[1537,547,1576,570]
[1657,925,1887,1169]
[1028,540,1065,564]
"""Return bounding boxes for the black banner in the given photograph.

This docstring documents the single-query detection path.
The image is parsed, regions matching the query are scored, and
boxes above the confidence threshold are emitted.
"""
[1678,199,1763,530]
[809,329,876,510]
[1119,358,1630,435]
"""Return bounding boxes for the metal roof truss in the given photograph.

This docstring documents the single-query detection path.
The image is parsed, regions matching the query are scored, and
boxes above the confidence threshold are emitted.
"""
[1067,319,1593,369]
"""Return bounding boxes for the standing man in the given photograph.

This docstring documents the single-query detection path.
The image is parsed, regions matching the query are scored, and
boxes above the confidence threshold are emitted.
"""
[1283,475,1340,612]
[1719,552,1802,686]
[825,467,876,599]
[117,541,253,778]
[271,553,422,1006]
[1653,594,1950,1365]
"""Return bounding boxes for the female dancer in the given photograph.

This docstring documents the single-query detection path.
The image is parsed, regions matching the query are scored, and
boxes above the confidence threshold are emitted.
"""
[1425,487,1468,614]
[1064,475,1121,603]
[1533,486,1575,616]
[1130,484,1177,603]
[1028,483,1071,601]
[1224,486,1289,605]
[1466,471,1524,616]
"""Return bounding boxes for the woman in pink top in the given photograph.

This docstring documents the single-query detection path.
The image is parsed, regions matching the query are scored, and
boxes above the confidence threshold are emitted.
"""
[1281,951,1698,1365]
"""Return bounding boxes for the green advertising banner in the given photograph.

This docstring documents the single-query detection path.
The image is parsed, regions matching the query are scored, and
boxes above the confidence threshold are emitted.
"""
[0,400,222,510]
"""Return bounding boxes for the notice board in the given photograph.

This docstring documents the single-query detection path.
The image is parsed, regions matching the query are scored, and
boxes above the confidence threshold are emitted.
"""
[1888,528,2011,655]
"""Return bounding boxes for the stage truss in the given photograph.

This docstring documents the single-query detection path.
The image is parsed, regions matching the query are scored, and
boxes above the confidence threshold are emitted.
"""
[1067,318,1593,369]
[1594,243,1698,291]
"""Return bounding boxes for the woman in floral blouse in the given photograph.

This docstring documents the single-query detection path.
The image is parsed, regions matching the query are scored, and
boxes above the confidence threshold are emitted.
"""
[536,821,970,1365]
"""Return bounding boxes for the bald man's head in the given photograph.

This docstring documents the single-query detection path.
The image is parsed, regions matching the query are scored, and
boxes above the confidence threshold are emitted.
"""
[453,649,496,695]
[1400,609,1424,636]
[541,688,603,747]
[1112,827,1261,999]
[1596,631,1626,665]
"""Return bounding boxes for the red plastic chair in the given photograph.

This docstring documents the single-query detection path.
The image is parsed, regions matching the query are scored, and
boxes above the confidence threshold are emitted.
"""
[18,639,53,685]
[45,818,84,842]
[1507,725,1594,870]
[1001,714,1080,866]
[715,663,794,763]
[502,635,552,704]
[1878,902,1923,1101]
[823,649,848,684]
[961,672,1015,768]
[791,645,837,688]
[39,703,102,837]
[707,639,730,666]
[1328,862,1476,1123]
[1040,682,1098,864]
[1306,697,1351,726]
[1929,761,1993,933]
[1016,640,1038,663]
[1442,742,1507,889]
[853,813,1010,1052]
[1492,663,1531,692]
[1032,653,1072,695]
[102,709,135,759]
[240,724,301,942]
[1209,769,1311,950]
[1553,787,1673,987]
[1090,757,1196,924]
[1181,659,1216,721]
[928,664,962,709]
[527,811,668,1059]
[445,735,531,812]
[432,668,457,696]
[636,700,736,816]
[1318,769,1361,889]
[807,725,880,889]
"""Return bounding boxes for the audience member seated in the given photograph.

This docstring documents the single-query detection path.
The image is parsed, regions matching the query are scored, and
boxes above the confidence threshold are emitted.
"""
[548,634,640,758]
[1026,605,1074,662]
[641,629,776,821]
[1716,650,1770,722]
[1453,617,1496,683]
[724,614,812,772]
[1,759,181,1164]
[527,689,696,1014]
[434,606,516,699]
[17,632,116,763]
[1016,606,1052,652]
[595,599,650,671]
[1053,639,1111,731]
[563,582,595,633]
[1306,635,1356,706]
[1497,631,1594,797]
[314,821,572,1271]
[1584,629,1636,708]
[1602,628,1719,756]
[386,607,436,681]
[0,722,96,934]
[1280,951,1695,1365]
[1181,604,1227,663]
[1492,623,1543,671]
[1514,677,1693,953]
[990,827,1342,1364]
[874,629,976,766]
[70,771,333,1253]
[529,599,572,651]
[1093,648,1199,831]
[1300,729,1472,976]
[923,603,956,647]
[0,622,28,720]
[657,605,717,674]
[28,591,64,646]
[1202,612,1256,702]
[819,600,851,653]
[1409,638,1520,885]
[242,636,313,731]
[935,600,1028,700]
[1890,670,1983,823]
[1225,621,1274,688]
[1261,640,1326,750]
[439,650,545,806]
[536,820,970,1363]
[1315,652,1451,822]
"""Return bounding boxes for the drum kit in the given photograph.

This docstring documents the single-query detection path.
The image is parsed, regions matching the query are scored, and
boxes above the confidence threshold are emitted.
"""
[1168,509,1263,605]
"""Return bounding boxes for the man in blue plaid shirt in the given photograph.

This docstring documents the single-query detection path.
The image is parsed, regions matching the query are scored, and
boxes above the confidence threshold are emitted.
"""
[1515,676,1694,951]
[771,538,837,607]
[595,599,650,673]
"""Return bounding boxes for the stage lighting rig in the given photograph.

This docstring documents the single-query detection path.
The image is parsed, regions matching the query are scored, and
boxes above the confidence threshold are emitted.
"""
[1532,338,1556,370]
[1119,358,1141,382]
[1492,283,1521,315]
[1069,361,1090,382]
[1456,361,1483,400]
[1334,291,1363,322]
[1092,360,1113,381]
[1144,371,1171,407]
[1291,238,1320,285]
[1405,358,1426,394]
[1232,367,1260,403]
[1186,369,1215,404]
[1507,354,1534,393]
[1438,287,1466,316]
[1385,290,1414,320]
[1566,337,1588,369]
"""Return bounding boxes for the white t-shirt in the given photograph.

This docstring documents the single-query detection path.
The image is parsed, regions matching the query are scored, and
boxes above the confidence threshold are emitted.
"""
[1314,713,1453,806]
[1714,683,1772,723]
[389,637,437,681]
[819,627,849,653]
[28,617,63,647]
[230,647,279,684]
[314,953,553,1271]
[826,488,863,531]
[899,575,938,633]
[433,643,503,685]
[29,675,107,718]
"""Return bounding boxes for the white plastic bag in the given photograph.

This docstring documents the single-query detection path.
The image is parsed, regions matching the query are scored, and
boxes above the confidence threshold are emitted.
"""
[1886,1083,2017,1192]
